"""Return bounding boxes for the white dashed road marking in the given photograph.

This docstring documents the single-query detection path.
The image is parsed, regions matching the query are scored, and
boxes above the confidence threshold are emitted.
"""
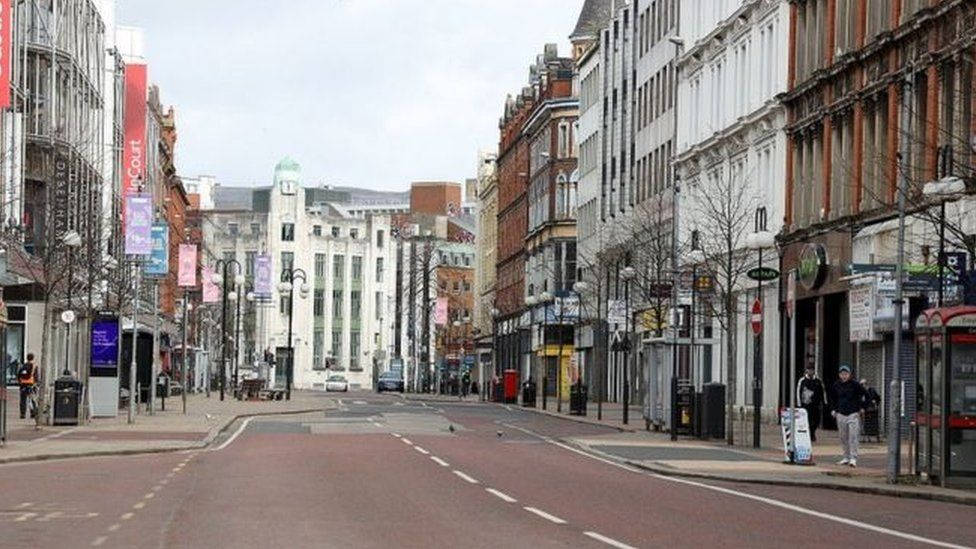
[414,446,430,455]
[453,470,479,484]
[401,438,413,445]
[91,536,108,546]
[120,513,134,521]
[584,531,637,549]
[107,524,121,532]
[523,506,566,524]
[485,488,517,503]
[430,456,449,467]
[391,432,402,438]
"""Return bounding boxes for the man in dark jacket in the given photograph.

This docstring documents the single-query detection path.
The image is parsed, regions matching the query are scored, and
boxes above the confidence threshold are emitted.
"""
[830,364,867,467]
[796,366,826,441]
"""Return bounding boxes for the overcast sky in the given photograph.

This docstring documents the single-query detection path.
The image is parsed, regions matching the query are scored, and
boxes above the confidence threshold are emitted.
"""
[117,0,582,192]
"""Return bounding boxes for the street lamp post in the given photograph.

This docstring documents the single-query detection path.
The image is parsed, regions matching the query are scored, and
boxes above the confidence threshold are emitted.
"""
[747,208,776,449]
[620,266,636,425]
[231,283,255,390]
[181,297,192,414]
[279,268,309,400]
[540,291,553,410]
[572,281,589,415]
[211,259,243,401]
[686,233,706,434]
[61,231,82,377]
[525,294,539,407]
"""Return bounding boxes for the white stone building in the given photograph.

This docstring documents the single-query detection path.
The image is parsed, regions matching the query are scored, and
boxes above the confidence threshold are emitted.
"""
[202,159,397,390]
[674,0,789,422]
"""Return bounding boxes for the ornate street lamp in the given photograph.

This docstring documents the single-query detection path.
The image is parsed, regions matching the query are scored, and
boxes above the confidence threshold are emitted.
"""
[211,259,244,401]
[279,268,309,400]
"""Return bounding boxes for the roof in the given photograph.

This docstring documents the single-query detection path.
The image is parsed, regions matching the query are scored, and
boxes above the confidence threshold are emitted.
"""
[213,186,259,210]
[570,0,613,41]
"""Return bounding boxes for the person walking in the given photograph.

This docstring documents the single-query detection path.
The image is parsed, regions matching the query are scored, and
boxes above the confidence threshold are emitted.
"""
[17,353,37,419]
[829,364,867,467]
[460,370,470,399]
[796,366,826,442]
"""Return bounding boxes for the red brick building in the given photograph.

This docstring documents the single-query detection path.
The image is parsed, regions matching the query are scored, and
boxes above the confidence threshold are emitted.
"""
[781,0,975,420]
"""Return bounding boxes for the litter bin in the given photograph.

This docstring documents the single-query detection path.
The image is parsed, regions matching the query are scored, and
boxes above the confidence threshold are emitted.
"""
[53,375,83,426]
[570,384,588,415]
[522,380,537,408]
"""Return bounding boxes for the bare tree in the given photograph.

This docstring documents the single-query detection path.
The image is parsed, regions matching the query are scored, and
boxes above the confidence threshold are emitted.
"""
[686,162,757,445]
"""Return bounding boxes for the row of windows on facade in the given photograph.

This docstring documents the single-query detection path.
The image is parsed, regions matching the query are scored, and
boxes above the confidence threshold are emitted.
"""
[438,278,473,294]
[794,0,926,84]
[637,0,678,58]
[529,123,577,176]
[222,252,384,284]
[438,251,474,267]
[684,14,781,146]
[312,329,371,371]
[526,241,577,297]
[226,222,384,247]
[529,177,579,232]
[299,289,385,323]
[792,57,975,228]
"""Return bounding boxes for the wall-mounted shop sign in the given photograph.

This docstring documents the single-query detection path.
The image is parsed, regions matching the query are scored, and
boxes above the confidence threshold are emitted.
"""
[798,243,828,290]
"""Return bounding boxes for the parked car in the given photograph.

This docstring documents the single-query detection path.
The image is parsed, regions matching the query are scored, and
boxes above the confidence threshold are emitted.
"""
[377,371,404,393]
[325,374,349,392]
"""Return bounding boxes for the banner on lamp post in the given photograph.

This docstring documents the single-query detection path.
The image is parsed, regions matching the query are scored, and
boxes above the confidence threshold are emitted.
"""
[254,254,272,297]
[434,297,448,325]
[124,194,152,256]
[202,266,219,303]
[0,1,11,108]
[178,244,197,287]
[144,223,169,278]
[122,63,147,199]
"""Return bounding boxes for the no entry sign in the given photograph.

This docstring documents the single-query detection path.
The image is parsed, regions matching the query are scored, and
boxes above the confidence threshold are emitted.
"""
[751,298,762,335]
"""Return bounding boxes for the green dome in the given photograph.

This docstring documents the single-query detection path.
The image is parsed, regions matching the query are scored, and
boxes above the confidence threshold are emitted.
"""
[275,157,301,173]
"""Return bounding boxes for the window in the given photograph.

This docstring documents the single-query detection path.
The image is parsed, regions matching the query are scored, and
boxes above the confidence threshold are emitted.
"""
[280,295,289,315]
[376,257,384,282]
[376,230,385,248]
[223,251,235,264]
[351,291,361,319]
[281,252,294,274]
[558,122,570,159]
[331,330,343,362]
[245,251,256,278]
[228,223,239,236]
[313,329,324,369]
[250,223,261,235]
[313,225,322,236]
[315,253,326,278]
[332,290,343,318]
[281,223,294,242]
[351,256,363,280]
[331,226,340,238]
[350,228,359,240]
[314,289,325,317]
[463,255,470,267]
[349,332,361,371]
[333,254,345,280]
[375,291,383,320]
[462,280,470,293]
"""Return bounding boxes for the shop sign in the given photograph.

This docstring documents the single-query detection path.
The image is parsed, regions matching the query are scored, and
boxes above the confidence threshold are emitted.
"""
[798,243,828,290]
[747,266,780,282]
[848,282,876,342]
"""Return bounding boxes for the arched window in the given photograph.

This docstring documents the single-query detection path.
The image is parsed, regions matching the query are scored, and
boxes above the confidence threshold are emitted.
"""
[569,169,579,218]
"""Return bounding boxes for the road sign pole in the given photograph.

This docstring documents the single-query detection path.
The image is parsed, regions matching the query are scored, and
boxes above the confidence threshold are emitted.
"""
[787,270,797,463]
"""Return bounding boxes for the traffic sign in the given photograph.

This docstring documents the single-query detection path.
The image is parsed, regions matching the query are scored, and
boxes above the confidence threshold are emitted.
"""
[747,266,780,282]
[751,298,762,335]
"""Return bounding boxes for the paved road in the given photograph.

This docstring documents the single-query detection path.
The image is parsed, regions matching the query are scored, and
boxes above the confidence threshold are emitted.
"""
[0,393,972,548]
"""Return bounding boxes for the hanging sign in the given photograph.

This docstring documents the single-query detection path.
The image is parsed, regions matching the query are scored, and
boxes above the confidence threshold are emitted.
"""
[122,63,147,198]
[254,254,272,297]
[747,266,780,282]
[0,1,11,108]
[178,244,197,287]
[124,194,153,256]
[202,266,220,303]
[434,297,448,325]
[145,223,169,278]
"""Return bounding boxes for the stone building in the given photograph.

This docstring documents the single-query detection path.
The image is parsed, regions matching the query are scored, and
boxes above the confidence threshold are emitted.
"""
[474,151,498,379]
[202,159,397,390]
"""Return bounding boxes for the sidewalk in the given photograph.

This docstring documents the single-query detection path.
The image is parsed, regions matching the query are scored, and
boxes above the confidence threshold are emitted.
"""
[0,391,335,464]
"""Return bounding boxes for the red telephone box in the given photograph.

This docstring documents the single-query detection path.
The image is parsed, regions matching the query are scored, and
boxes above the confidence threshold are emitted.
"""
[503,369,519,404]
[915,306,976,487]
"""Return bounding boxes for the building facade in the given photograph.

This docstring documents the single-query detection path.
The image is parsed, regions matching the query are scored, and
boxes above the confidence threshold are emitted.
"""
[474,151,498,375]
[782,0,976,429]
[202,159,396,390]
[674,0,789,425]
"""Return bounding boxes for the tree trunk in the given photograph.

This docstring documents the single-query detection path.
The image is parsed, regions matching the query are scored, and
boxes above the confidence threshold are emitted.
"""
[36,300,52,428]
[726,290,736,446]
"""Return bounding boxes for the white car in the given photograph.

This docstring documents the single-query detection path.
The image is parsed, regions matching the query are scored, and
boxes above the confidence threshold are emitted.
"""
[325,374,349,392]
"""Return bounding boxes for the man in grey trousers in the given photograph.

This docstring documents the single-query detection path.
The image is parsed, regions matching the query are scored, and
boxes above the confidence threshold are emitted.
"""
[829,364,867,467]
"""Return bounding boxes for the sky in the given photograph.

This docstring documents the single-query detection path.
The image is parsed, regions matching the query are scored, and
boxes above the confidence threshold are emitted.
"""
[117,0,583,192]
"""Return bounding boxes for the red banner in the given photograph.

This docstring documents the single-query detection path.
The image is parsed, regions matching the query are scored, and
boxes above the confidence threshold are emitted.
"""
[0,1,9,108]
[123,64,148,197]
[178,244,197,287]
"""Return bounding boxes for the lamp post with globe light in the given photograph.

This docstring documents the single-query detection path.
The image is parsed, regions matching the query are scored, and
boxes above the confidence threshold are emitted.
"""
[539,291,553,410]
[60,230,82,376]
[211,259,243,401]
[279,268,309,400]
[746,207,776,448]
[572,280,589,414]
[620,266,636,425]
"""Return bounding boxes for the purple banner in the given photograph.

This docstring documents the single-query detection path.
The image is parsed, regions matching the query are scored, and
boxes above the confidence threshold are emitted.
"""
[124,194,153,256]
[254,254,272,297]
